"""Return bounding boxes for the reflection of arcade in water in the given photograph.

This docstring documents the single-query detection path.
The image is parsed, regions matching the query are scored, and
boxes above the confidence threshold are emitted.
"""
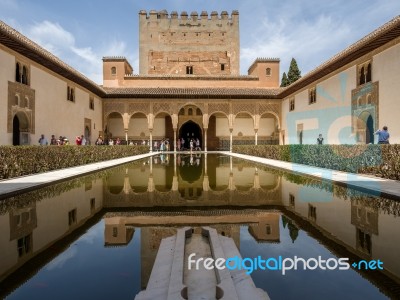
[104,154,281,207]
[104,210,281,289]
[1,154,400,299]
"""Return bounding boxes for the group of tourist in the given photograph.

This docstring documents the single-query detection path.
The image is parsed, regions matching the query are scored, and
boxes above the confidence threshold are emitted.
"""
[94,136,122,145]
[38,134,87,146]
[154,139,170,151]
[177,137,201,151]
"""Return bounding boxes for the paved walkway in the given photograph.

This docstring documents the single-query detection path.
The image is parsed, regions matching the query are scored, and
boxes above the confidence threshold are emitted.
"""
[0,152,154,199]
[1,151,399,200]
[226,152,400,200]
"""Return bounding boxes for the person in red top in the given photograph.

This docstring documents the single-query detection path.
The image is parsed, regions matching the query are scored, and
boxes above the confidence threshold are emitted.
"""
[75,136,82,145]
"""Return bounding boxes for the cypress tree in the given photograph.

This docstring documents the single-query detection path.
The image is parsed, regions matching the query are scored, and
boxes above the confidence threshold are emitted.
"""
[287,58,301,84]
[280,72,289,87]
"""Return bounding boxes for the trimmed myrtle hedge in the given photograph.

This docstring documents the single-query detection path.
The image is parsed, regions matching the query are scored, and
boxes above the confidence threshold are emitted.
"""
[233,144,400,180]
[0,145,149,179]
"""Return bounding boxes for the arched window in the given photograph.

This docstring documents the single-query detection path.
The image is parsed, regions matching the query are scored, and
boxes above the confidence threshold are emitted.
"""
[357,97,362,107]
[16,63,21,82]
[366,63,372,83]
[266,68,271,76]
[22,66,28,85]
[196,108,201,115]
[188,108,193,115]
[359,66,365,85]
[15,94,20,106]
[179,108,185,115]
[111,66,116,76]
[25,97,29,108]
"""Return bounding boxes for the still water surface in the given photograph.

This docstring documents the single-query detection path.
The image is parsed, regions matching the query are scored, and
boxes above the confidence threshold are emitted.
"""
[1,154,399,300]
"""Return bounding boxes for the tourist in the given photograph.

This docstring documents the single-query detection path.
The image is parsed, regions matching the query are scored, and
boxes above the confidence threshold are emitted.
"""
[177,139,181,151]
[75,136,82,145]
[154,140,158,151]
[317,134,324,145]
[160,140,165,151]
[95,136,103,145]
[375,126,390,144]
[38,134,48,145]
[115,137,121,145]
[195,138,201,150]
[109,139,114,145]
[181,138,185,150]
[81,135,87,145]
[189,139,194,152]
[50,135,57,145]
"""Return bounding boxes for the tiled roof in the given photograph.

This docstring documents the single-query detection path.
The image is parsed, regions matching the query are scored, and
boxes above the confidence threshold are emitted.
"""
[104,87,283,99]
[0,20,106,97]
[248,57,280,73]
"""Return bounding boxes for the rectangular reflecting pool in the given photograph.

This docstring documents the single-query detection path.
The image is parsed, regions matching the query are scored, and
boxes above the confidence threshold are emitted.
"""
[1,154,399,299]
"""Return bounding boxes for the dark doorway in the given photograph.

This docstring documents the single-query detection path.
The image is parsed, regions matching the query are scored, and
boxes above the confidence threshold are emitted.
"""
[179,121,202,150]
[13,115,20,145]
[366,115,374,144]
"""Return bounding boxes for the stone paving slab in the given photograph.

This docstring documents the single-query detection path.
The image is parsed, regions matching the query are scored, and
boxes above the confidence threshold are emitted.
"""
[0,152,154,199]
[226,152,400,200]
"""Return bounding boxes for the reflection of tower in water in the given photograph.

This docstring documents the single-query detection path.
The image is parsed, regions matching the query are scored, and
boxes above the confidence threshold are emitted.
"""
[140,225,240,289]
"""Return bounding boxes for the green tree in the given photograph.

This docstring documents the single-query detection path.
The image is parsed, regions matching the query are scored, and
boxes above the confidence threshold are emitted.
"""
[287,58,301,84]
[280,72,289,87]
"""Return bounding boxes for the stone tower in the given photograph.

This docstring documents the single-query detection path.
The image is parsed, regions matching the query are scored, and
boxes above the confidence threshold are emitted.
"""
[139,10,240,76]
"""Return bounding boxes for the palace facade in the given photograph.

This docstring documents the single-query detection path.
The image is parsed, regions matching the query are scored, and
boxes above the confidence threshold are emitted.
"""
[1,11,399,149]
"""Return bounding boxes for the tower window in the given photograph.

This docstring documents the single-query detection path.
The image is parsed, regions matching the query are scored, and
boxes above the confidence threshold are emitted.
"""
[111,67,116,75]
[186,66,193,75]
[266,68,271,76]
[221,64,225,71]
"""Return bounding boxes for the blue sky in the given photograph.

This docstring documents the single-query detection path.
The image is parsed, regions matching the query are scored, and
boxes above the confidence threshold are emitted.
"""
[1,0,399,83]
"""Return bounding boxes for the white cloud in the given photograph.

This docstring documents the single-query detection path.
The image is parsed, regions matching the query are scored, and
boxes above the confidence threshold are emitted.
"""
[241,12,352,77]
[28,21,75,56]
[23,20,130,84]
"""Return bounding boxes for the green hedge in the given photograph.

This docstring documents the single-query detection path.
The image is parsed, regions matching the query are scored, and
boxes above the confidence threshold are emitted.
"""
[233,144,400,180]
[0,145,149,179]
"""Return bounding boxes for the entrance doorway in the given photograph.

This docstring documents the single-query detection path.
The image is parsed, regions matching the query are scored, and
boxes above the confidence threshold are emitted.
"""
[13,115,20,145]
[366,115,374,144]
[12,112,29,145]
[179,121,202,150]
[357,111,374,144]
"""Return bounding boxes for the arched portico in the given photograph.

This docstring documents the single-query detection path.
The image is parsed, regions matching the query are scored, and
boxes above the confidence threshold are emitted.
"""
[102,99,282,151]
